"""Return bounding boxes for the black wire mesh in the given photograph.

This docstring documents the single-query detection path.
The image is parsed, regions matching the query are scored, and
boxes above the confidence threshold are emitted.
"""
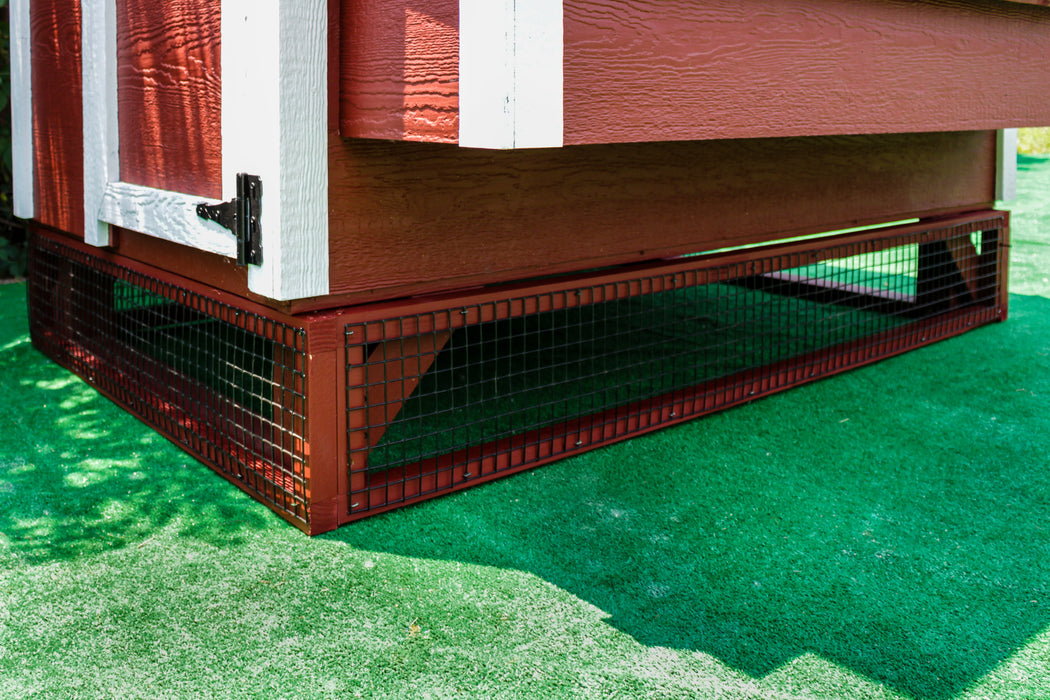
[27,234,309,525]
[347,217,1006,514]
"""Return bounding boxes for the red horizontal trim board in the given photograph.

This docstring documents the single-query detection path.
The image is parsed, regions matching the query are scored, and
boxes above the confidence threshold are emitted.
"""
[563,0,1050,144]
[325,131,996,308]
[337,0,1050,144]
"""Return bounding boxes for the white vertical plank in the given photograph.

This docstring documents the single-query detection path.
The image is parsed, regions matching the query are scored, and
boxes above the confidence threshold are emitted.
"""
[513,0,564,149]
[459,0,563,149]
[81,0,119,247]
[10,0,34,219]
[223,0,329,301]
[996,128,1018,202]
[459,0,515,149]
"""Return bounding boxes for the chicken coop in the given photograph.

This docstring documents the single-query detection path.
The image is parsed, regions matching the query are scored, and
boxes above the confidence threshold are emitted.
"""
[13,0,1050,533]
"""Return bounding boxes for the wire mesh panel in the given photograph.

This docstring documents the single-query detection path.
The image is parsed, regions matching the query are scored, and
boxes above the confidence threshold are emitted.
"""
[346,213,1007,517]
[28,234,310,527]
[22,211,1009,531]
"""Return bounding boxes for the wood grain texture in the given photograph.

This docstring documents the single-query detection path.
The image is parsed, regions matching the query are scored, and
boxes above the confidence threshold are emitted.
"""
[563,0,1050,144]
[98,182,236,258]
[340,0,459,143]
[81,0,120,247]
[112,226,253,301]
[31,0,84,235]
[115,0,221,198]
[223,0,329,300]
[326,131,997,304]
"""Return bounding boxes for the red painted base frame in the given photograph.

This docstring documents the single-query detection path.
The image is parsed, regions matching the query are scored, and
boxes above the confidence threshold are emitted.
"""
[27,210,1008,534]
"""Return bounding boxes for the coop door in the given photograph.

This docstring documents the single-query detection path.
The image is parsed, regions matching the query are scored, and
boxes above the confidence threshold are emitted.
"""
[80,0,328,301]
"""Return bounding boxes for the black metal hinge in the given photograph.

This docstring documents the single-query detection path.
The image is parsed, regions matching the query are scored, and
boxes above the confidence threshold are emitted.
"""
[196,173,263,266]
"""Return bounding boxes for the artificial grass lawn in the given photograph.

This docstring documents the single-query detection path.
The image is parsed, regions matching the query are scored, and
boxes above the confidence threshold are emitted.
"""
[1,155,1049,699]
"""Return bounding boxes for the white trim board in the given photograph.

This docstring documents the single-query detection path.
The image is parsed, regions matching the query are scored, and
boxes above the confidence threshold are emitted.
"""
[98,182,237,257]
[997,128,1018,202]
[223,0,330,300]
[459,0,563,149]
[11,0,33,219]
[80,0,329,301]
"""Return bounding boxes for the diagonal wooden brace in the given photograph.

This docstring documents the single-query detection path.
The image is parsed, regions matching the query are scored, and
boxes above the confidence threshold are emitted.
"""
[364,331,452,450]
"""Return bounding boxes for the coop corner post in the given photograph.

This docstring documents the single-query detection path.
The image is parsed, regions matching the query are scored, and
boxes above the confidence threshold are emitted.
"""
[458,0,563,149]
[81,0,119,247]
[224,0,330,302]
[10,0,33,219]
[997,129,1018,202]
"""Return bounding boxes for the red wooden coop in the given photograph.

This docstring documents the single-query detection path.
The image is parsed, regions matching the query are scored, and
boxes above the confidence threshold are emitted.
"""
[12,0,1050,533]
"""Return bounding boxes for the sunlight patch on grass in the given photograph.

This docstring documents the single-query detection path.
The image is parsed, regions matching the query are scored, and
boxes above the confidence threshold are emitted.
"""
[1019,127,1050,156]
[31,376,82,391]
[960,625,1050,699]
[759,653,901,699]
[0,336,29,352]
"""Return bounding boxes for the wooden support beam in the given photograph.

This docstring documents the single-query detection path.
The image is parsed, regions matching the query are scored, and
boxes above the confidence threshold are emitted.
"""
[364,331,453,450]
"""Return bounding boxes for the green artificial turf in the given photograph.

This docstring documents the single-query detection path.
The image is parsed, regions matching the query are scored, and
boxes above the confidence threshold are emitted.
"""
[2,155,1050,699]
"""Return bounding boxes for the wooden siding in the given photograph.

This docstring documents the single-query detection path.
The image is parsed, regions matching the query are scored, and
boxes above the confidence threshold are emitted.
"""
[340,0,459,143]
[336,0,1050,147]
[115,0,222,198]
[31,0,84,235]
[323,131,997,307]
[563,0,1050,145]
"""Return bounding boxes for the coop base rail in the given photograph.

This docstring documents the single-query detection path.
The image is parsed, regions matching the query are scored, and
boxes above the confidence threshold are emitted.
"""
[28,210,1008,533]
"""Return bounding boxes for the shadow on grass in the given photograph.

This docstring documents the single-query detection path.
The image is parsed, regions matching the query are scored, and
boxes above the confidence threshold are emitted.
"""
[6,272,1050,698]
[1018,153,1050,171]
[0,284,269,564]
[330,293,1050,700]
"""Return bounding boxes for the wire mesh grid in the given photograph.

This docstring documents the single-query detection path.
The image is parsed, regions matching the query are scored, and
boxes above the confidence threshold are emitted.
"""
[27,234,310,525]
[346,216,1005,514]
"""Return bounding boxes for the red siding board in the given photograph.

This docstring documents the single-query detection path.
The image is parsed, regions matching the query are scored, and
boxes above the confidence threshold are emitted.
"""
[563,0,1050,145]
[325,131,997,305]
[31,0,84,236]
[115,0,222,198]
[340,0,459,143]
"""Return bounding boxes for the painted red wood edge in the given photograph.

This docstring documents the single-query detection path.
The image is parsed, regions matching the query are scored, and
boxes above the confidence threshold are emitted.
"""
[339,0,459,143]
[98,129,995,315]
[563,0,1050,145]
[115,0,222,198]
[333,210,1008,339]
[31,0,85,236]
[325,130,997,307]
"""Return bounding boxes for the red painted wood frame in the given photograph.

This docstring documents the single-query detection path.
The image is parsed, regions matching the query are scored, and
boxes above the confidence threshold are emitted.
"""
[339,211,1009,522]
[27,208,1008,533]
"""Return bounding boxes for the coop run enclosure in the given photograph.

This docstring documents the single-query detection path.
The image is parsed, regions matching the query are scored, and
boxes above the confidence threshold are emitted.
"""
[28,211,1008,533]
